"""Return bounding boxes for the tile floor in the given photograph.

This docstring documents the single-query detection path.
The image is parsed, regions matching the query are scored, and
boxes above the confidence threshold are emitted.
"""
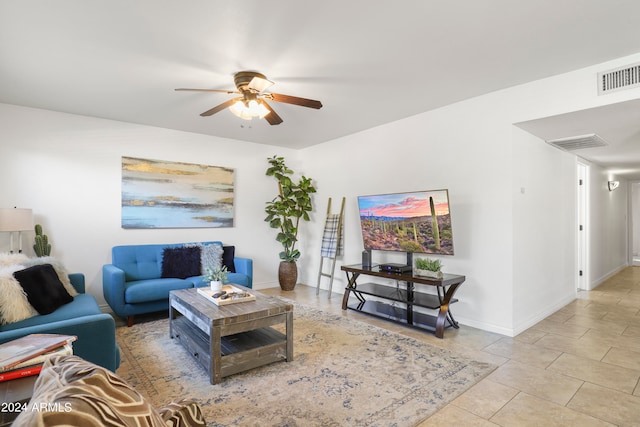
[261,266,640,426]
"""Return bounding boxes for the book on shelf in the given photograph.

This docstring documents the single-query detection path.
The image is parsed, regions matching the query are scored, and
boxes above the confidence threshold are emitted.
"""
[0,364,43,382]
[0,334,76,372]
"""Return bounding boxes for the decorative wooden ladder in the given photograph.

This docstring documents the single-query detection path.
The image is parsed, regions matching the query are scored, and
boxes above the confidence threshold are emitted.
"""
[316,197,345,297]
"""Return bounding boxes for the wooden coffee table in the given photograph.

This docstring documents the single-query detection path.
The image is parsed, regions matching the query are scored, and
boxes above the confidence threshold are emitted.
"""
[169,286,293,384]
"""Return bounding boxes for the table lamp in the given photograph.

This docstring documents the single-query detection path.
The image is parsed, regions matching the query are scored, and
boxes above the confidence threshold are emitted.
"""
[0,208,34,253]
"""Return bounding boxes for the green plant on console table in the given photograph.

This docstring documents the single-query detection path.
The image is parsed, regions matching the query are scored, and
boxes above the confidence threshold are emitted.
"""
[415,257,442,271]
[264,155,317,263]
[414,257,443,278]
[33,224,51,257]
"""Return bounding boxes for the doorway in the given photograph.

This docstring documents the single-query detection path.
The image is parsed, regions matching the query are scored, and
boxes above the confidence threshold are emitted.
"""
[632,181,640,266]
[577,162,588,290]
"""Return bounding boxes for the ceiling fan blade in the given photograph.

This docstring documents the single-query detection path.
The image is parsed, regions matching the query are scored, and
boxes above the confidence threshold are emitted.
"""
[200,98,241,117]
[247,76,274,93]
[175,88,239,94]
[261,100,283,125]
[265,93,322,109]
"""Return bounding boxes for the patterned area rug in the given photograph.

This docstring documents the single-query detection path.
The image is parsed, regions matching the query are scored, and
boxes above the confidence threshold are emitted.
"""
[115,302,496,426]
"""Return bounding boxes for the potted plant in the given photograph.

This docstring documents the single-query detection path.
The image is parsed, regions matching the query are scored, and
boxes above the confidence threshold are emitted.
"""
[264,155,316,290]
[414,257,443,279]
[204,265,228,292]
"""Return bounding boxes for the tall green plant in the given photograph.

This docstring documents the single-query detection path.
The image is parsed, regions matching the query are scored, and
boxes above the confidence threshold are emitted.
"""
[264,156,316,262]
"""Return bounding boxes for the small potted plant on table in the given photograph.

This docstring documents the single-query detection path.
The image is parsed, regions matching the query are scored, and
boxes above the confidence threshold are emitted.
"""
[414,257,443,279]
[205,265,228,292]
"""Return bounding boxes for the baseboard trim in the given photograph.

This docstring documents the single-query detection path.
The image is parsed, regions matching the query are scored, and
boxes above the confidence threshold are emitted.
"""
[456,291,577,338]
[590,263,629,290]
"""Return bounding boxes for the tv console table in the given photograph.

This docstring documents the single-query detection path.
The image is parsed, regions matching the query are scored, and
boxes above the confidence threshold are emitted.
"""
[340,264,465,338]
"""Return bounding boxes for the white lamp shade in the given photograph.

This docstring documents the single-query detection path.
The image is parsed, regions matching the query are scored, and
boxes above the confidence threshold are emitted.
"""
[0,208,33,232]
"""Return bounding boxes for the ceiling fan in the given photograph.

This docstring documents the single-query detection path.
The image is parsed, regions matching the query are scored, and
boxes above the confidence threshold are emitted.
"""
[175,71,322,125]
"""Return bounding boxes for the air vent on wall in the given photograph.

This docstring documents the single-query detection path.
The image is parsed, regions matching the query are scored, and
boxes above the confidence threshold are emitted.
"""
[598,62,640,95]
[546,134,608,151]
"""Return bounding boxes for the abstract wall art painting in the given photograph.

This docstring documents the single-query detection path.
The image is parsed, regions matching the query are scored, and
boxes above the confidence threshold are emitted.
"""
[121,156,234,229]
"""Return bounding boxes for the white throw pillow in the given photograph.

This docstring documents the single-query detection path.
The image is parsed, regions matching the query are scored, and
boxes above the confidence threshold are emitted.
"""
[0,252,29,268]
[0,264,38,324]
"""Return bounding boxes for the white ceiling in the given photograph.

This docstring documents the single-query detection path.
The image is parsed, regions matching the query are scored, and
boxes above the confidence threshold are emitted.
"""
[2,0,640,177]
[516,98,640,181]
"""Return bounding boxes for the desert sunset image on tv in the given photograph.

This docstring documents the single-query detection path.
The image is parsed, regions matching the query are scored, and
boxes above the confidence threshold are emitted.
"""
[358,190,454,255]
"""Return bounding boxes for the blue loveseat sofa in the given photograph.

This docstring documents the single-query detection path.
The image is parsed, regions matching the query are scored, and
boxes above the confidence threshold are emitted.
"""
[103,241,253,326]
[0,273,120,372]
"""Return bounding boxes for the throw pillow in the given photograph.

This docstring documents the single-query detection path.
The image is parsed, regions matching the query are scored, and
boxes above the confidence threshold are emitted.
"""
[201,244,223,273]
[13,264,73,315]
[161,246,201,279]
[21,256,78,297]
[0,265,38,324]
[14,355,170,427]
[222,245,236,273]
[0,252,29,268]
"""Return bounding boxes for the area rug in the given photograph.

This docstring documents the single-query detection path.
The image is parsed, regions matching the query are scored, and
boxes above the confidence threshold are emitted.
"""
[115,302,496,426]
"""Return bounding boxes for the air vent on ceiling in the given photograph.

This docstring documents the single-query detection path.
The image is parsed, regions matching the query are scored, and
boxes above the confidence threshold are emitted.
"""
[546,134,608,151]
[598,62,640,95]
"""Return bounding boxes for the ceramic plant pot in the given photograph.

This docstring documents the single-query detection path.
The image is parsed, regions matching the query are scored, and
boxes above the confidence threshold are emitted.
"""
[210,280,223,292]
[278,261,298,291]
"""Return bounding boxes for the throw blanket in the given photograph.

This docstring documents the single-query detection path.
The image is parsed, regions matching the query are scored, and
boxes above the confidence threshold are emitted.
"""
[320,213,343,258]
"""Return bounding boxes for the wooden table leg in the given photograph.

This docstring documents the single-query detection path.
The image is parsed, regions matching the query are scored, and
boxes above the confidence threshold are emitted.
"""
[210,326,222,384]
[285,310,294,362]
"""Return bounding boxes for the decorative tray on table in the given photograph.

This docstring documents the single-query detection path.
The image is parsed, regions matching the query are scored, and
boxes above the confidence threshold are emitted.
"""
[197,285,256,306]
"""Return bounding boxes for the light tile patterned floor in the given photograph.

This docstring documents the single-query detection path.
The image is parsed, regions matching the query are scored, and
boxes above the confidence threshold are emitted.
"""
[261,266,640,426]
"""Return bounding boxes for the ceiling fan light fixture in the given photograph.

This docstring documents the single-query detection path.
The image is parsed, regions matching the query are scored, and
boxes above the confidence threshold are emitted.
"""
[177,70,320,125]
[229,99,269,120]
[229,100,253,120]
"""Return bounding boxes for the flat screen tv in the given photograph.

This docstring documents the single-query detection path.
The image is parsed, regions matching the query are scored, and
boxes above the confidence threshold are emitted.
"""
[357,189,454,255]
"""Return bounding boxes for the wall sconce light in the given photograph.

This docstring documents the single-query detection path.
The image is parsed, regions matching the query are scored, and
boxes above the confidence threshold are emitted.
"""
[0,207,33,253]
[608,181,619,191]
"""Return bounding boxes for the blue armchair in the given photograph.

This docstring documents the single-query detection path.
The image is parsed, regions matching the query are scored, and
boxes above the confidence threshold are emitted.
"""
[0,274,120,372]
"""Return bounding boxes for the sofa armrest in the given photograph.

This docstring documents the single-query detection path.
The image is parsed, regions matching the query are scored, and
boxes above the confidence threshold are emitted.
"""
[102,264,127,318]
[68,273,85,294]
[0,314,120,372]
[234,257,253,287]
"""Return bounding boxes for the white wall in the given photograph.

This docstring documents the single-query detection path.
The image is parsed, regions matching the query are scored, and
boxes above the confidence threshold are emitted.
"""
[586,164,629,288]
[0,104,296,303]
[511,127,577,332]
[298,52,640,336]
[299,95,516,335]
[633,182,640,262]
